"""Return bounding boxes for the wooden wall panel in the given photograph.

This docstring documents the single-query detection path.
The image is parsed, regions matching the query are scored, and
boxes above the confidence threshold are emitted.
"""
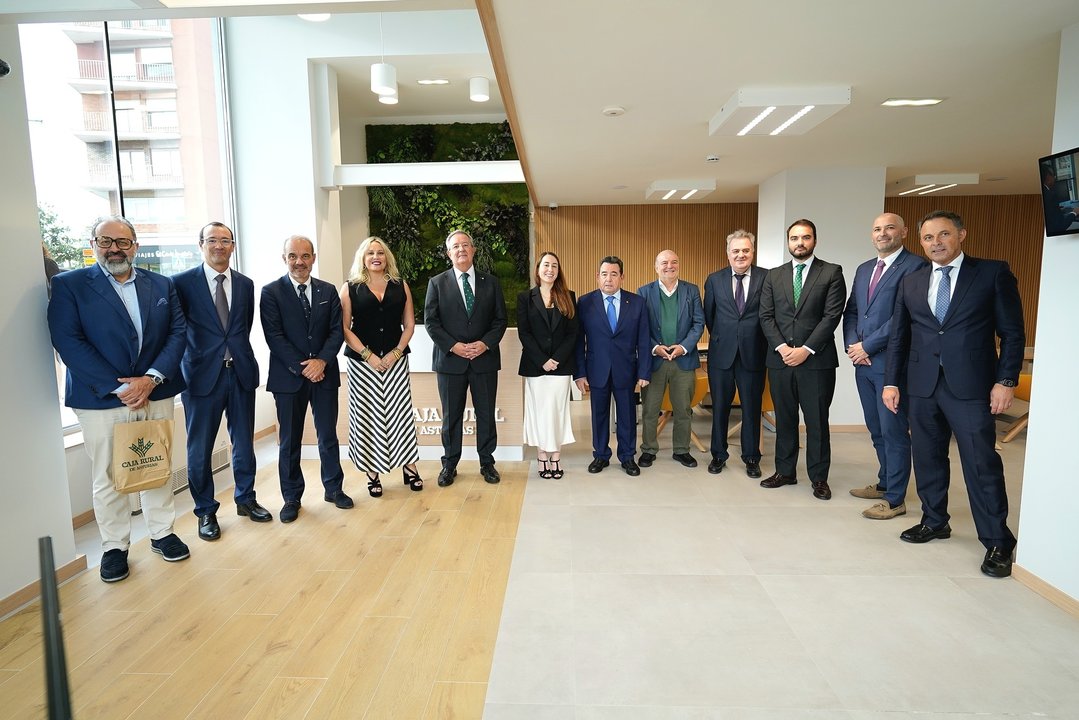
[536,196,1043,344]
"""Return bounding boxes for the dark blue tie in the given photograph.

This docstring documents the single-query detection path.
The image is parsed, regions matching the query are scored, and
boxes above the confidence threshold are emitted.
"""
[934,266,952,325]
[606,295,617,331]
[298,283,312,322]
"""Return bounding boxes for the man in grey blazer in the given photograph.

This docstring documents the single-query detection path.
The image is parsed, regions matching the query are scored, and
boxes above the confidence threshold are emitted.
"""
[637,250,705,468]
[759,219,846,500]
[424,231,508,487]
[703,230,768,477]
[842,213,927,519]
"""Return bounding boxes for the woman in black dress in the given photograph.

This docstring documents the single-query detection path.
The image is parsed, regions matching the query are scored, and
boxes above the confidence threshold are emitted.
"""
[340,237,422,496]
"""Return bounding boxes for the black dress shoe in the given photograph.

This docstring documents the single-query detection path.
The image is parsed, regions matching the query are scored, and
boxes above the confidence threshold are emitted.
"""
[236,501,273,522]
[324,490,354,509]
[280,500,301,524]
[198,513,220,541]
[437,466,458,487]
[587,458,610,474]
[481,463,501,484]
[708,457,726,474]
[621,459,641,476]
[745,461,762,478]
[899,522,952,544]
[981,546,1013,578]
[638,452,656,468]
[760,472,797,488]
[811,480,832,501]
[672,453,697,468]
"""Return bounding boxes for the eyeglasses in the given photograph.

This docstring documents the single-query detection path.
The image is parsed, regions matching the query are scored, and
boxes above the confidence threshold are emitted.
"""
[203,237,235,246]
[94,236,134,250]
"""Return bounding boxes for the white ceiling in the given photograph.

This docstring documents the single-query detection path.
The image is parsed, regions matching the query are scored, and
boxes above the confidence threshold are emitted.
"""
[5,0,1079,206]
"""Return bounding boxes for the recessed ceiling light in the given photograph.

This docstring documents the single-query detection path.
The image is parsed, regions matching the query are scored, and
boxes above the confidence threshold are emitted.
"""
[611,184,628,190]
[770,105,815,136]
[881,98,944,107]
[681,189,698,200]
[737,106,775,136]
[985,176,1007,182]
[298,13,331,22]
[378,91,399,105]
[661,189,677,200]
[417,79,449,85]
[918,183,958,194]
[602,106,625,117]
[705,155,720,163]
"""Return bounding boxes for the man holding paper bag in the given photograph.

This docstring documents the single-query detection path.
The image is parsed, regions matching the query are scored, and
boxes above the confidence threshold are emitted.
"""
[49,215,190,583]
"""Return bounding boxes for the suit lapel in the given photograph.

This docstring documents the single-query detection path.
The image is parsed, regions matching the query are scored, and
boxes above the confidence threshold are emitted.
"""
[87,266,133,328]
[944,257,978,325]
[795,261,822,315]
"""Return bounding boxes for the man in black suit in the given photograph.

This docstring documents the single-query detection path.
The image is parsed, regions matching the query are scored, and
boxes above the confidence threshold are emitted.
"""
[260,235,351,523]
[174,222,272,541]
[703,229,767,477]
[424,230,508,487]
[758,219,846,500]
[883,210,1024,578]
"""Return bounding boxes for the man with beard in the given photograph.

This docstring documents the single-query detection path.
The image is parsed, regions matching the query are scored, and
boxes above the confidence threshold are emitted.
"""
[758,219,846,501]
[49,215,190,583]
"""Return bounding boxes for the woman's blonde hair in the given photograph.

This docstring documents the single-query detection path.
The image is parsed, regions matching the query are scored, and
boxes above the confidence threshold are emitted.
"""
[348,236,402,284]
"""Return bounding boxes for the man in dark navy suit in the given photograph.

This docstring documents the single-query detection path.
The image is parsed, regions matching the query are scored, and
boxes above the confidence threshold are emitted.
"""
[574,256,652,476]
[48,215,190,583]
[261,235,350,523]
[424,230,508,487]
[174,222,271,542]
[884,210,1024,578]
[703,230,767,477]
[842,213,927,520]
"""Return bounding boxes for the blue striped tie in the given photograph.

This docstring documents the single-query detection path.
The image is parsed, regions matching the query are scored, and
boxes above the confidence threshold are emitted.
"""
[606,295,617,331]
[934,266,952,324]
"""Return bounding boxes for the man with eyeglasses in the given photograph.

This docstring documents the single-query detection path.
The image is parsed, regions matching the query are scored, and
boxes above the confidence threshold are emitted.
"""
[260,235,349,524]
[173,222,271,541]
[48,215,190,583]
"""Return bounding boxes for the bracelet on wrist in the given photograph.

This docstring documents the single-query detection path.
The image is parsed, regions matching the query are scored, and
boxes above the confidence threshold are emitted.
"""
[392,347,404,360]
[359,347,372,361]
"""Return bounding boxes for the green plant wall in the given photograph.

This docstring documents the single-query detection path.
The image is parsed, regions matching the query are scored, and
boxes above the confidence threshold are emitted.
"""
[365,121,530,326]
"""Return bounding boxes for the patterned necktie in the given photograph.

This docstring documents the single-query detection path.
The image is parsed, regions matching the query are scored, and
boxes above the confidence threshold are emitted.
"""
[934,266,952,324]
[606,295,617,331]
[461,272,475,315]
[734,273,746,314]
[298,283,312,321]
[215,274,232,361]
[793,263,805,306]
[867,259,886,302]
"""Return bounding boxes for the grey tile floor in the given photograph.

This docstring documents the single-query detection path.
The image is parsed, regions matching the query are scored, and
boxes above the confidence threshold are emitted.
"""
[485,401,1079,719]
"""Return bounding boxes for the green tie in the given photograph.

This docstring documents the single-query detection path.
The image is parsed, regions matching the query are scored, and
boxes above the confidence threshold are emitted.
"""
[462,272,475,315]
[793,263,805,306]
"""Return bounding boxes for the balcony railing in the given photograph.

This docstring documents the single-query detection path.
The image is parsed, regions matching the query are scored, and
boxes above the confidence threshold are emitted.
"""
[87,161,183,186]
[70,20,170,31]
[76,59,175,84]
[81,110,179,135]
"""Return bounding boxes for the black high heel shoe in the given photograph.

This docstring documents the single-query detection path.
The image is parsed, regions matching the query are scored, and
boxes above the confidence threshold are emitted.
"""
[366,471,383,498]
[538,459,553,479]
[403,466,424,491]
[549,460,564,479]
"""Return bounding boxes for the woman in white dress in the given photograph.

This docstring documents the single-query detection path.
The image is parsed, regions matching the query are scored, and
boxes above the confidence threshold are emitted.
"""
[516,252,578,478]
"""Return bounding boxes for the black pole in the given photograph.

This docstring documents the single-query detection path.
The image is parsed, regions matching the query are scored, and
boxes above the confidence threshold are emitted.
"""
[37,537,73,720]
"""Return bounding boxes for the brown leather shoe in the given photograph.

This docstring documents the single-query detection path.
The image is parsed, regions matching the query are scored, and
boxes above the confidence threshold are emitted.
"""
[811,480,832,500]
[849,484,885,499]
[760,473,797,488]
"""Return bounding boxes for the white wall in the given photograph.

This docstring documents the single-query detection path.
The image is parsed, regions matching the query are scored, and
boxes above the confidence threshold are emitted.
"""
[0,24,78,598]
[1016,22,1079,600]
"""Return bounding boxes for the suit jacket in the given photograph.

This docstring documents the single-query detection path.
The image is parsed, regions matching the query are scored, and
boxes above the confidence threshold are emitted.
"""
[260,275,343,393]
[424,267,507,374]
[842,250,928,376]
[636,280,704,372]
[48,264,186,409]
[516,288,578,377]
[759,258,846,370]
[884,255,1024,400]
[703,265,767,371]
[173,265,259,395]
[574,289,653,388]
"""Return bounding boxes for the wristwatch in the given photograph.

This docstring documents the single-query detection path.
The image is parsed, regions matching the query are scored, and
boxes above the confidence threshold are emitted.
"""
[146,374,164,386]
[996,378,1017,387]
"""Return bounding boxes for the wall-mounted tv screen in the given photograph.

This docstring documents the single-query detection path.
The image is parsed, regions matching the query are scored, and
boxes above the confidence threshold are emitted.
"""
[1039,146,1079,237]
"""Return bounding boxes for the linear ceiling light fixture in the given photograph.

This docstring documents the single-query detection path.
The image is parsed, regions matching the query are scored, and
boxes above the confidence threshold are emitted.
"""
[892,173,979,196]
[646,179,716,201]
[881,97,944,107]
[469,76,490,102]
[370,14,397,97]
[710,86,850,137]
[298,13,331,22]
[417,78,449,85]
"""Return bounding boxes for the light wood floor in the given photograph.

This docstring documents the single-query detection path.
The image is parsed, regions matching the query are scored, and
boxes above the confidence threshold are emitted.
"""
[0,459,527,719]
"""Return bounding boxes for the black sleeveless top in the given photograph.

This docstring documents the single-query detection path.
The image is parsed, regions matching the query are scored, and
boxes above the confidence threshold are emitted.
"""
[344,280,411,360]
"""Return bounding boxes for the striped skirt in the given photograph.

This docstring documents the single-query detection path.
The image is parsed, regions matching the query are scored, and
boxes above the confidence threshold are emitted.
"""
[346,355,420,473]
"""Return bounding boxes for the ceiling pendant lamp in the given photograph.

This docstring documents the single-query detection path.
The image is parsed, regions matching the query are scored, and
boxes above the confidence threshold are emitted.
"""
[469,76,490,103]
[370,14,397,97]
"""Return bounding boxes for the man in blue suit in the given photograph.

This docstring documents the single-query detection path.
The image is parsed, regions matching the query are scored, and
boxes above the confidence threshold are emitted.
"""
[703,230,768,477]
[842,213,927,520]
[260,235,350,524]
[48,215,190,583]
[574,256,652,475]
[884,210,1024,578]
[174,222,271,542]
[637,250,704,469]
